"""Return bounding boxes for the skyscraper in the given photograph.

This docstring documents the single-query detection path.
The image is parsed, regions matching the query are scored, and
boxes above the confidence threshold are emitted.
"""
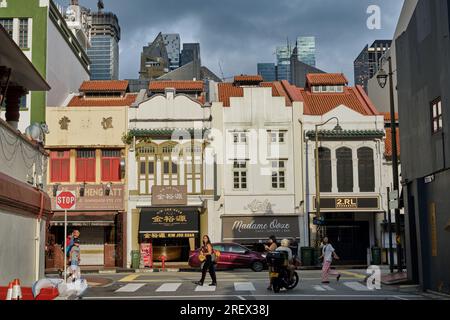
[297,36,316,67]
[257,63,277,82]
[162,33,180,71]
[180,43,201,67]
[276,45,292,81]
[354,40,391,92]
[87,10,121,80]
[139,32,169,80]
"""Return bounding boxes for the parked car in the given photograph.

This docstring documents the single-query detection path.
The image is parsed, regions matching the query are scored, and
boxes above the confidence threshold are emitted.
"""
[188,242,266,272]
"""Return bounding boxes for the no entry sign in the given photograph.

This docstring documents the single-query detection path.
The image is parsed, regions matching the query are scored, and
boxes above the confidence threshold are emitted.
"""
[55,191,76,210]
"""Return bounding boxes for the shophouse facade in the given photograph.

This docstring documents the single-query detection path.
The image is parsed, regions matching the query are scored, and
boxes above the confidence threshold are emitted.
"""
[45,80,136,268]
[126,80,214,267]
[300,73,387,265]
[211,75,305,253]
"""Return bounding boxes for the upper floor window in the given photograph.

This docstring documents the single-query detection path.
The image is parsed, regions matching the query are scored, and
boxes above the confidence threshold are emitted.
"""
[233,160,247,190]
[357,147,375,192]
[271,160,286,189]
[336,147,353,192]
[76,149,96,182]
[101,149,121,182]
[312,85,345,93]
[268,131,286,143]
[232,132,247,144]
[50,151,70,182]
[0,18,13,38]
[431,98,443,134]
[318,147,332,192]
[19,18,28,49]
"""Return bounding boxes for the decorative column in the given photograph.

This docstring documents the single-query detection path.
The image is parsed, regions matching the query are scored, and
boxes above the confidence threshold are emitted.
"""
[4,86,26,130]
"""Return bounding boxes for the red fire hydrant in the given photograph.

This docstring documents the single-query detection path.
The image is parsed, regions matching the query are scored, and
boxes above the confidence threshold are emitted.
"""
[160,255,167,272]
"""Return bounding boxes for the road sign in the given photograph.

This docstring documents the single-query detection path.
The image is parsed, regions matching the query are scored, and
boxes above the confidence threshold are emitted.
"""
[313,217,326,226]
[55,191,76,210]
[389,200,399,210]
[389,190,398,201]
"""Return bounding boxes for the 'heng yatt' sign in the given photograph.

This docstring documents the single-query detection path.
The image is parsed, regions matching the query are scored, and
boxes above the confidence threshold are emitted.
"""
[222,216,300,241]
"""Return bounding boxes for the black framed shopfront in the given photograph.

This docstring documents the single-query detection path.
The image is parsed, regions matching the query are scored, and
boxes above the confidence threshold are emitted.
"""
[138,206,201,262]
[310,196,382,264]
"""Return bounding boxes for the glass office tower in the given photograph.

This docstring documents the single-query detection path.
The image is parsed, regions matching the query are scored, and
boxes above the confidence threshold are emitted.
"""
[257,63,276,81]
[87,12,121,80]
[297,36,316,67]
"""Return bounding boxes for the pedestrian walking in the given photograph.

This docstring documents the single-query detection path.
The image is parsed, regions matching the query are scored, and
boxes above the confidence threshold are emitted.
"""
[319,237,341,284]
[194,235,217,286]
[265,235,278,291]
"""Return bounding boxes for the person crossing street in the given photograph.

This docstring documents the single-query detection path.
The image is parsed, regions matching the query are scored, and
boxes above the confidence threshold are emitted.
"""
[319,237,341,284]
[194,235,217,286]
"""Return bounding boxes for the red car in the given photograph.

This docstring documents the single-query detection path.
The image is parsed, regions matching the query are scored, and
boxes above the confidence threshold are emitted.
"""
[188,242,266,272]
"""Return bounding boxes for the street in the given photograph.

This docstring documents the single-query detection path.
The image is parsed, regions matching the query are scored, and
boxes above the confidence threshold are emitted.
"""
[77,269,444,301]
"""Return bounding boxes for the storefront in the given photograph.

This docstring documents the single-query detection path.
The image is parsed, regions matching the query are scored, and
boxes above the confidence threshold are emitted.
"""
[138,206,200,262]
[47,184,126,268]
[221,215,301,253]
[310,196,382,264]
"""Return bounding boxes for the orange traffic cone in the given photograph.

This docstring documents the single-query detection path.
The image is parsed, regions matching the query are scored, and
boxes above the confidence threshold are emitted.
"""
[11,279,22,300]
[6,281,13,300]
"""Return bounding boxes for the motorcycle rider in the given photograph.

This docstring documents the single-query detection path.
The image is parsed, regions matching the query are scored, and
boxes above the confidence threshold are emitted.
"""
[275,239,295,283]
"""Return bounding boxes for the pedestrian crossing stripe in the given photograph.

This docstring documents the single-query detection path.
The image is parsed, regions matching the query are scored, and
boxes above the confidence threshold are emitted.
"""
[343,281,372,291]
[113,281,371,293]
[156,283,182,292]
[115,283,145,293]
[234,282,256,291]
[195,285,216,292]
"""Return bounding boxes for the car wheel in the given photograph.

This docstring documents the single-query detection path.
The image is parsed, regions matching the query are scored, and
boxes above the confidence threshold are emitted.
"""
[251,261,264,272]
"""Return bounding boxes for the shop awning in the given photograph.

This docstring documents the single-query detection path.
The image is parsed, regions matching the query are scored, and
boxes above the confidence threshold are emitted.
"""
[50,211,117,226]
[139,207,199,234]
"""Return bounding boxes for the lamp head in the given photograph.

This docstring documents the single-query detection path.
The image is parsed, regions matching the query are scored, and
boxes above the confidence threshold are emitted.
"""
[377,68,388,89]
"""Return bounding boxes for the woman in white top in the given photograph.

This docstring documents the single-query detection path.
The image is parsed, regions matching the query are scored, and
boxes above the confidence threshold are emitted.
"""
[318,237,341,284]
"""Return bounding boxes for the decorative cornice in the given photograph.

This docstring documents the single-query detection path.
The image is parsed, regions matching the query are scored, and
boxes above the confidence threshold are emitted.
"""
[306,129,385,139]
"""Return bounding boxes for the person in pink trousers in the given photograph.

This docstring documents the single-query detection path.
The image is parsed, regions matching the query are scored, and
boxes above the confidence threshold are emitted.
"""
[319,237,341,284]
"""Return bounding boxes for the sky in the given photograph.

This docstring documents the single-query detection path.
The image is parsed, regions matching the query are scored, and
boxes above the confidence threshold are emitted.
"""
[55,0,404,84]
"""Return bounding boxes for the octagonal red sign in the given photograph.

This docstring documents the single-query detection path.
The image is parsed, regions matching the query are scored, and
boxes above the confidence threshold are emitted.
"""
[55,191,76,210]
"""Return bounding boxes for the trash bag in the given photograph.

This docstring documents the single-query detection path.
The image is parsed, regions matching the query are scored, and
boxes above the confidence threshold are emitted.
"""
[58,279,88,297]
[32,278,64,298]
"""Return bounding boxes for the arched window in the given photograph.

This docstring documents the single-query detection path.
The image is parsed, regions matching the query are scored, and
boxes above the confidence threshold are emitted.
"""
[318,147,332,192]
[336,147,353,192]
[358,147,375,192]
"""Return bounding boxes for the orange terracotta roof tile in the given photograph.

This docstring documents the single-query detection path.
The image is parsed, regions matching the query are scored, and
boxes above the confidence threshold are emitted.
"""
[234,75,263,83]
[68,94,137,107]
[385,127,400,157]
[218,83,243,107]
[306,73,349,86]
[79,80,129,92]
[218,81,302,107]
[149,80,204,92]
[300,86,378,116]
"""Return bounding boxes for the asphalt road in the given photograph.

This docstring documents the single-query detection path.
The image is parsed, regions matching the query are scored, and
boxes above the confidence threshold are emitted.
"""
[77,269,445,300]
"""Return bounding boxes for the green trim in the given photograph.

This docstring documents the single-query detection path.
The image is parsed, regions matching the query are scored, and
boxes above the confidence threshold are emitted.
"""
[0,0,48,124]
[306,130,385,139]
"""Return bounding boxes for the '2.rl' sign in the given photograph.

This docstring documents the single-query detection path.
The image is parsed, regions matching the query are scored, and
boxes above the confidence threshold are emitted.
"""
[55,191,76,210]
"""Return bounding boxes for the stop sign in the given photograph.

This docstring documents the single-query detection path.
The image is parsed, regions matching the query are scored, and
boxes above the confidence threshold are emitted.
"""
[56,191,76,210]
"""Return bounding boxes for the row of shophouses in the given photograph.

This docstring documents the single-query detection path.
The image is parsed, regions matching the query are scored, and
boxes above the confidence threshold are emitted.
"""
[40,73,399,269]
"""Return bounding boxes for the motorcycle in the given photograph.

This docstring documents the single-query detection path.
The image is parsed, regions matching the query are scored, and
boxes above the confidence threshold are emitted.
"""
[266,251,299,293]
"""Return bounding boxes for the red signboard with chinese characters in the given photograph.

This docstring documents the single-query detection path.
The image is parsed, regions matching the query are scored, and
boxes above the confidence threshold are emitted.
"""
[140,243,153,268]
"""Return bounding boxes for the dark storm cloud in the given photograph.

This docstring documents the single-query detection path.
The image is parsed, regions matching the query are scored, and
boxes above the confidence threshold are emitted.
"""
[56,0,404,83]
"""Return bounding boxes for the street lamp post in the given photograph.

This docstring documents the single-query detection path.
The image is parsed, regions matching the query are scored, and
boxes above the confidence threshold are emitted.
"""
[377,56,403,273]
[314,117,342,247]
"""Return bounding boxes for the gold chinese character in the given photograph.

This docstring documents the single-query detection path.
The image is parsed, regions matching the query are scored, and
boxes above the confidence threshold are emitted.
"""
[176,215,187,222]
[152,216,163,223]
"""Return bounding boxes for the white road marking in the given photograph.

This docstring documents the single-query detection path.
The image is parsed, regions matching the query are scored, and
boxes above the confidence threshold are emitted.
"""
[195,285,217,292]
[394,295,409,301]
[343,282,372,291]
[313,285,327,291]
[237,296,246,300]
[234,282,256,291]
[156,283,182,292]
[115,283,145,293]
[321,285,336,291]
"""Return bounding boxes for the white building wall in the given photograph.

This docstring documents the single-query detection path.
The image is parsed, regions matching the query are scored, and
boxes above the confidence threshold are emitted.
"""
[46,20,89,107]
